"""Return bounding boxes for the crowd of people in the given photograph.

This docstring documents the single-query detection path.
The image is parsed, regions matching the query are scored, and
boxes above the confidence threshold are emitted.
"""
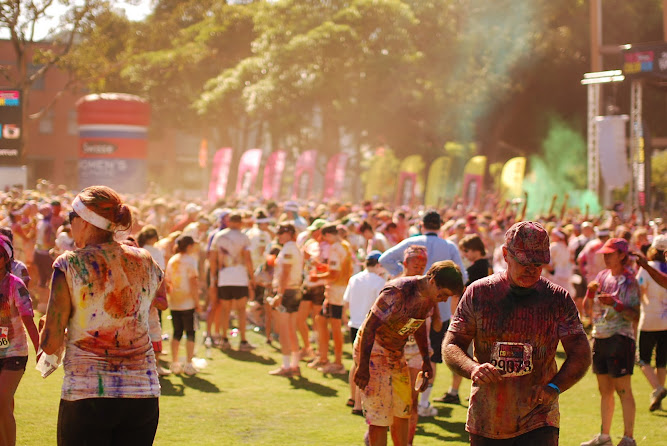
[0,180,665,446]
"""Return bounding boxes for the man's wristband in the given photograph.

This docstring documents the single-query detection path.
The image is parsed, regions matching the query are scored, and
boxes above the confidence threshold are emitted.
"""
[547,383,561,394]
[612,300,625,312]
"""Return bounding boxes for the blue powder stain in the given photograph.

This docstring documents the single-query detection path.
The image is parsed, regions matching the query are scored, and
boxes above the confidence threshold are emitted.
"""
[91,260,100,275]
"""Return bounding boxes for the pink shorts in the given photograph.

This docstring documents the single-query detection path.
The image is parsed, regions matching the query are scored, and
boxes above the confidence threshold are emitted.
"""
[355,342,412,426]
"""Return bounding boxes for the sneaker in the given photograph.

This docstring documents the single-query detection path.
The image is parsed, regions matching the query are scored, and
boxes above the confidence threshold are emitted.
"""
[351,409,364,416]
[580,434,612,446]
[307,358,328,369]
[204,336,213,349]
[650,387,667,412]
[220,338,231,350]
[433,392,460,404]
[183,363,198,376]
[170,362,184,375]
[238,340,255,351]
[417,403,438,417]
[268,367,292,377]
[299,347,315,361]
[156,365,171,376]
[319,363,346,374]
[617,437,636,446]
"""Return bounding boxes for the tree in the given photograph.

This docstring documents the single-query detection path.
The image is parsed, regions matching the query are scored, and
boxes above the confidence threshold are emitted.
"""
[0,0,112,160]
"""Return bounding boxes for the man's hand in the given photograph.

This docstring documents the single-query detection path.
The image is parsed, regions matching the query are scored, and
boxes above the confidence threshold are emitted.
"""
[528,384,559,407]
[470,363,504,385]
[421,360,434,382]
[587,280,599,293]
[354,364,370,390]
[597,293,615,306]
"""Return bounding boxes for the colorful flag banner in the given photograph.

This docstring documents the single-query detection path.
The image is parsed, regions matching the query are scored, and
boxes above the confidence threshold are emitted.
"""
[292,150,317,199]
[323,152,349,200]
[500,156,526,199]
[262,150,286,200]
[425,156,451,207]
[462,155,487,208]
[235,148,262,196]
[208,148,233,203]
[396,155,425,206]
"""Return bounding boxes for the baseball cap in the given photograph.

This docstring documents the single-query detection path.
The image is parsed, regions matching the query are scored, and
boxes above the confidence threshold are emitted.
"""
[651,234,667,251]
[504,221,550,265]
[284,201,299,212]
[422,210,442,226]
[185,203,201,214]
[598,237,628,254]
[307,218,327,231]
[366,250,382,262]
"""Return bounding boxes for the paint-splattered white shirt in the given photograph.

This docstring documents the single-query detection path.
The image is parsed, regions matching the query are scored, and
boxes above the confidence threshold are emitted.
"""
[54,242,163,401]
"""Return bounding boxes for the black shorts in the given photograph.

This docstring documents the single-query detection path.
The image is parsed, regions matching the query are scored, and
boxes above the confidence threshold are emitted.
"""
[171,309,196,341]
[321,303,343,320]
[470,426,559,446]
[302,285,326,306]
[429,319,450,364]
[217,286,249,301]
[638,330,667,368]
[0,355,28,372]
[350,327,359,346]
[280,289,302,314]
[58,397,159,446]
[592,334,635,377]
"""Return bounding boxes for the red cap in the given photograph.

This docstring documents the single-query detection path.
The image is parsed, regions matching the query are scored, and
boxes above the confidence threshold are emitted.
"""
[597,237,629,254]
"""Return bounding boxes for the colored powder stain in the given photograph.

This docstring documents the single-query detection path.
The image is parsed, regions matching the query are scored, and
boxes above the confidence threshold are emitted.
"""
[91,260,100,275]
[97,374,104,396]
[104,286,139,319]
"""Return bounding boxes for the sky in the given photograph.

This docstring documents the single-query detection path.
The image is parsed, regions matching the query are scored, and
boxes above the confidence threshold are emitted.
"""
[0,1,154,41]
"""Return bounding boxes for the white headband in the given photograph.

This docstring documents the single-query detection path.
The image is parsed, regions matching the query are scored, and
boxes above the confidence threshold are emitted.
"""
[0,236,12,259]
[72,196,118,232]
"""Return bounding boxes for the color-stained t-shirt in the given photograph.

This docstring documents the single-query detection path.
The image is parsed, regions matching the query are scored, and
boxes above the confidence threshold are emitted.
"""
[0,273,33,358]
[54,242,163,401]
[367,276,434,359]
[273,241,303,290]
[246,226,272,270]
[636,261,667,332]
[448,272,584,439]
[11,260,30,286]
[166,253,198,311]
[591,269,640,340]
[212,228,250,286]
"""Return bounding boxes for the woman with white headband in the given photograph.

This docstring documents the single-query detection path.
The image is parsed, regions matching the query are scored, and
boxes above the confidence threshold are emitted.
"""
[0,234,39,446]
[40,186,165,446]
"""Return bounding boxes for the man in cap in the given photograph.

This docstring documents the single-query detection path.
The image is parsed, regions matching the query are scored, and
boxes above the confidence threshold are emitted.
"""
[171,202,202,232]
[208,212,255,351]
[283,201,307,233]
[354,260,464,446]
[380,210,468,409]
[443,221,591,445]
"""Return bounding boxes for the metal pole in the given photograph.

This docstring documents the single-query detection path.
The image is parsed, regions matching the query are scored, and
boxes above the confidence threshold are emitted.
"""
[587,83,600,195]
[629,80,644,214]
[590,0,603,72]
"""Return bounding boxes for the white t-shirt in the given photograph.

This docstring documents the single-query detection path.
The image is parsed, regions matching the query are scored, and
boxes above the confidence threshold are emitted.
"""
[327,241,349,305]
[272,241,303,290]
[212,228,251,287]
[166,253,198,311]
[637,261,667,332]
[343,270,386,329]
[246,226,272,270]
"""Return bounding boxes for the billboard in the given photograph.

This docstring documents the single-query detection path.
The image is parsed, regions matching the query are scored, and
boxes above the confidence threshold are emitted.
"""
[0,90,22,162]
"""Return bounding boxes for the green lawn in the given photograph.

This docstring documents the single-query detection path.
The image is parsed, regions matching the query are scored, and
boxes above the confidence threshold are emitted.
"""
[14,327,666,445]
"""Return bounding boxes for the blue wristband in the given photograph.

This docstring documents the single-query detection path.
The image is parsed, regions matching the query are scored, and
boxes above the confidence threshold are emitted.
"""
[547,383,561,394]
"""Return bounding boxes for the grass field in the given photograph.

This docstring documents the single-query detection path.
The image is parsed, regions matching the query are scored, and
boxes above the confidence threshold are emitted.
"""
[14,324,667,446]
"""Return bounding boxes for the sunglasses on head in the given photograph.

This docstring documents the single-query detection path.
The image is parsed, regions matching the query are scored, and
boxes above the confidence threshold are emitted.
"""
[69,211,79,224]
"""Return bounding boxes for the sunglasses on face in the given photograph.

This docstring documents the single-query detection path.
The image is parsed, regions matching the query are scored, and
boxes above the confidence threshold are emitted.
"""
[69,211,79,224]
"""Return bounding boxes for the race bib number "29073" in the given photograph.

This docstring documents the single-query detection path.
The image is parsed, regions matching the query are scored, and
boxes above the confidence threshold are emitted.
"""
[490,342,533,377]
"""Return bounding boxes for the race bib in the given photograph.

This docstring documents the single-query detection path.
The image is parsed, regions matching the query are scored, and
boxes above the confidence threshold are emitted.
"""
[397,318,425,336]
[0,327,9,349]
[490,342,533,377]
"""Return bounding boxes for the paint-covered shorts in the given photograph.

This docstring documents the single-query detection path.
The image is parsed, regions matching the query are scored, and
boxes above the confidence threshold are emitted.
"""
[356,344,412,427]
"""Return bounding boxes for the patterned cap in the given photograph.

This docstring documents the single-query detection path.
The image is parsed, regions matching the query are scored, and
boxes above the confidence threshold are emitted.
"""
[598,237,629,254]
[504,221,550,265]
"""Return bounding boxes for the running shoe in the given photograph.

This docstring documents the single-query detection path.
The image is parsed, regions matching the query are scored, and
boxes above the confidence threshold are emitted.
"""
[580,434,613,446]
[616,437,636,446]
[220,338,231,350]
[299,347,315,361]
[204,336,213,349]
[289,366,301,377]
[650,387,667,412]
[184,363,198,376]
[238,340,256,351]
[433,392,460,404]
[351,409,364,417]
[319,363,346,374]
[268,367,292,377]
[417,403,438,417]
[156,365,171,376]
[307,358,328,369]
[170,362,184,375]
